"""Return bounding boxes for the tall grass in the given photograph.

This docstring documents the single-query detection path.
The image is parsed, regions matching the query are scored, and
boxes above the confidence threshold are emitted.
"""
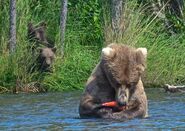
[0,0,102,92]
[103,0,185,87]
[1,0,185,93]
[0,0,46,93]
[43,44,100,91]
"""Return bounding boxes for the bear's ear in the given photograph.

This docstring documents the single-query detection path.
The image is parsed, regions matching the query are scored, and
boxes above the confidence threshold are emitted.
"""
[102,47,115,58]
[136,48,147,58]
[28,22,34,30]
[39,21,47,28]
[34,21,47,30]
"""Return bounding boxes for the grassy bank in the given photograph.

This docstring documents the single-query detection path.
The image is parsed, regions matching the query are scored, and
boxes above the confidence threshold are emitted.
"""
[103,0,185,87]
[0,0,102,92]
[0,0,185,93]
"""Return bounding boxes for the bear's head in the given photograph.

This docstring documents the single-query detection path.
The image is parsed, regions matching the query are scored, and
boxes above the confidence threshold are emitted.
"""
[38,47,56,72]
[101,43,147,106]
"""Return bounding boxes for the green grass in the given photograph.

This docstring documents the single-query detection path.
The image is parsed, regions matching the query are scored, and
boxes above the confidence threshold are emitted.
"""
[43,44,100,91]
[0,0,102,92]
[103,0,185,87]
[1,0,185,93]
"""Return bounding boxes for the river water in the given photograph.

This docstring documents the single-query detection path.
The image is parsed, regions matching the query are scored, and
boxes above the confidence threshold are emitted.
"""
[0,88,185,130]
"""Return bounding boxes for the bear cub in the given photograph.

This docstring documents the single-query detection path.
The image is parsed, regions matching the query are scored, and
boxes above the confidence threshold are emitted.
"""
[27,22,56,72]
[79,43,148,120]
[28,22,54,48]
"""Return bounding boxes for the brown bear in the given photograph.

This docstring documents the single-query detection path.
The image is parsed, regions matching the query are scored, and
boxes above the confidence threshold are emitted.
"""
[79,43,148,120]
[27,22,54,48]
[27,21,56,72]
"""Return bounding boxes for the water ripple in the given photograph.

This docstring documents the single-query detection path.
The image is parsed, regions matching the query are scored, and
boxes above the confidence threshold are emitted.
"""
[0,89,185,130]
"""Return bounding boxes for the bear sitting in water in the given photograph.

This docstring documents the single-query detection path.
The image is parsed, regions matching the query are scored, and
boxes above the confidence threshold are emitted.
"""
[79,43,148,120]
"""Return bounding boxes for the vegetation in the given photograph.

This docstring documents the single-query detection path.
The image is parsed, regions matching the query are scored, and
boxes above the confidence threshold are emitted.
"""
[0,0,185,93]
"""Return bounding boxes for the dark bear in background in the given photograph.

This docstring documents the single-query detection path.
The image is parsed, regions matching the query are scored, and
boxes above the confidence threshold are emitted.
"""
[28,22,54,48]
[79,43,148,120]
[27,22,56,72]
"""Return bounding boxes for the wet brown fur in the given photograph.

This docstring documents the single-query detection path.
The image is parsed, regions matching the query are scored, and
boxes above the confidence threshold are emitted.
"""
[104,44,146,85]
[79,43,148,120]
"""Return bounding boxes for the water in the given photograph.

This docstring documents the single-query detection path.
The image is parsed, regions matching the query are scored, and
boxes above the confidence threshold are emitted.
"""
[0,88,185,130]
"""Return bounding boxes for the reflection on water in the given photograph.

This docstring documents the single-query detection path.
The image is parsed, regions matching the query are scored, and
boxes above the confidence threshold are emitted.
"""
[0,88,185,130]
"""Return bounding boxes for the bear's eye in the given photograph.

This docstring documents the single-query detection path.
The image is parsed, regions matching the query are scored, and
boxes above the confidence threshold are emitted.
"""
[126,83,131,88]
[127,82,137,92]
